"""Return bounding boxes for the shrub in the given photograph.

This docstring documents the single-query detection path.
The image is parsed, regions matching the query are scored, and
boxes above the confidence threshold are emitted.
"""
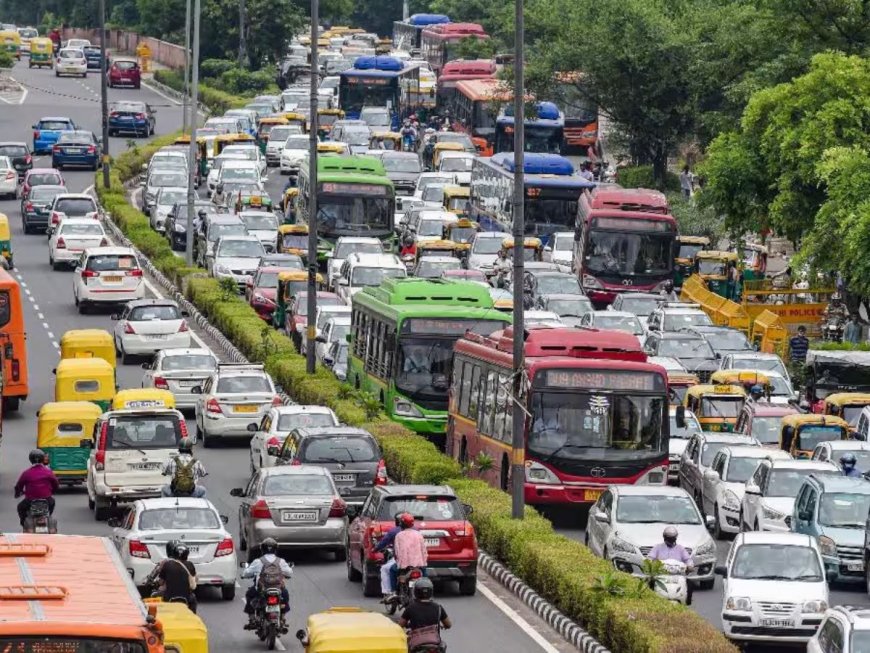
[217,67,275,95]
[0,50,14,69]
[200,58,236,79]
[618,164,680,192]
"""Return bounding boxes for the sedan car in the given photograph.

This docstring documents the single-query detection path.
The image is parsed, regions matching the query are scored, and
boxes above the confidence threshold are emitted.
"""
[688,325,752,357]
[51,130,101,171]
[112,299,191,362]
[679,432,761,508]
[150,187,188,233]
[249,405,340,472]
[109,497,238,599]
[210,236,266,291]
[536,293,593,326]
[644,331,719,383]
[437,152,474,186]
[522,271,583,309]
[141,348,218,409]
[232,465,347,562]
[82,44,107,69]
[238,211,278,252]
[195,216,248,268]
[21,184,66,233]
[579,310,646,343]
[107,59,142,88]
[143,169,188,216]
[299,305,351,356]
[55,47,87,77]
[49,218,107,270]
[108,101,156,137]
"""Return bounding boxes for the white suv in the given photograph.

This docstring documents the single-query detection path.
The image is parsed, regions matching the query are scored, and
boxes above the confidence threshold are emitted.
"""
[647,302,713,332]
[809,605,870,653]
[73,247,145,314]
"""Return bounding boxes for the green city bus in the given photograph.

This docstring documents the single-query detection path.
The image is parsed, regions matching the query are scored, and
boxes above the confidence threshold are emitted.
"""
[348,278,511,445]
[296,155,396,264]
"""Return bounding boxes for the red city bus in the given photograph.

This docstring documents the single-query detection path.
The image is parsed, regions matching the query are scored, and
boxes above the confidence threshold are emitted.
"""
[448,326,669,506]
[437,59,496,110]
[420,23,488,76]
[449,78,508,156]
[555,72,600,154]
[575,187,677,306]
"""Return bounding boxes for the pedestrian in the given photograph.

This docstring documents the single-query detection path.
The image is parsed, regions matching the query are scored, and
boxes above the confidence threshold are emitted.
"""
[680,165,692,199]
[845,314,862,344]
[789,326,810,364]
[580,162,594,182]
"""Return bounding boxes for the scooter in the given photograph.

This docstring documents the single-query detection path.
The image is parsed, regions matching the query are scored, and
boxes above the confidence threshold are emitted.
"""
[23,499,57,534]
[648,560,690,605]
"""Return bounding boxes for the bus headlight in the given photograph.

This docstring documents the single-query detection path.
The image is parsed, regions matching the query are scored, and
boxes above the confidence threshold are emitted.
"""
[524,461,560,485]
[393,397,423,418]
[582,274,603,289]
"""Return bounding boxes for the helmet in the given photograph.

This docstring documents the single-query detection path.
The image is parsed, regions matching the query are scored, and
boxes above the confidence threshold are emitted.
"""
[166,540,180,559]
[663,280,674,292]
[413,577,434,601]
[174,543,189,561]
[398,513,415,529]
[261,537,278,555]
[178,438,193,454]
[841,453,857,467]
[832,292,842,302]
[750,384,763,396]
[29,449,46,465]
[663,526,678,544]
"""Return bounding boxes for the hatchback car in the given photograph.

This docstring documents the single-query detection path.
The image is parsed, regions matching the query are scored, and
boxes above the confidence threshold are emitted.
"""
[246,265,285,322]
[535,293,593,326]
[32,117,77,154]
[107,59,142,88]
[808,605,870,653]
[49,218,107,269]
[20,167,64,199]
[735,401,800,448]
[522,271,583,309]
[279,134,310,176]
[82,44,107,69]
[679,432,761,507]
[108,100,156,137]
[579,310,646,342]
[0,141,32,177]
[165,201,220,251]
[109,497,237,599]
[231,465,348,562]
[21,184,66,233]
[668,406,702,484]
[688,325,753,356]
[0,156,15,199]
[48,193,99,230]
[150,187,188,233]
[299,304,351,356]
[210,235,266,290]
[73,247,144,313]
[323,340,348,381]
[195,215,248,268]
[644,331,719,383]
[248,405,340,472]
[647,303,713,332]
[112,299,191,362]
[143,169,188,216]
[51,130,101,170]
[55,47,87,77]
[238,211,279,253]
[141,348,218,409]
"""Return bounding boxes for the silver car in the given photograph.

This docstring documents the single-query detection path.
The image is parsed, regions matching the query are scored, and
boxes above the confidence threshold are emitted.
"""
[141,348,219,409]
[142,169,187,216]
[231,465,347,561]
[210,235,266,291]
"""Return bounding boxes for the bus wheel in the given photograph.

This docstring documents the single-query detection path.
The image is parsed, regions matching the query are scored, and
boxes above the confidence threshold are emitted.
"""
[500,454,509,491]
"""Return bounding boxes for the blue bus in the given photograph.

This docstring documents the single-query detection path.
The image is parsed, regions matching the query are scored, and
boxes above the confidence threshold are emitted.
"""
[338,56,422,131]
[494,101,565,154]
[469,153,595,244]
[392,14,451,51]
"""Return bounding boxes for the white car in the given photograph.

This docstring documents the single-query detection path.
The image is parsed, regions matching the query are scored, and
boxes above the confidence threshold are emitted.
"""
[679,432,761,506]
[113,299,191,361]
[668,406,702,484]
[279,134,310,175]
[412,173,454,201]
[741,458,839,532]
[65,38,91,49]
[414,255,461,280]
[717,531,829,645]
[48,193,99,230]
[579,310,646,344]
[437,152,475,186]
[211,160,262,201]
[210,235,266,290]
[0,155,16,198]
[248,405,340,472]
[141,348,219,409]
[585,485,718,588]
[719,351,792,388]
[522,310,564,328]
[544,231,574,273]
[315,315,351,363]
[811,439,870,470]
[647,302,714,332]
[151,186,188,233]
[238,211,279,252]
[264,125,298,166]
[109,497,239,599]
[221,144,267,177]
[194,363,281,446]
[467,231,506,277]
[701,446,791,538]
[55,48,87,77]
[335,252,407,304]
[413,211,457,245]
[73,247,145,314]
[808,605,870,653]
[299,304,351,356]
[326,236,383,290]
[48,218,106,270]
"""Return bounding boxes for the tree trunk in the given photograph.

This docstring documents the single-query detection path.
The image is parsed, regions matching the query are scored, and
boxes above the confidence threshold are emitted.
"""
[652,150,669,191]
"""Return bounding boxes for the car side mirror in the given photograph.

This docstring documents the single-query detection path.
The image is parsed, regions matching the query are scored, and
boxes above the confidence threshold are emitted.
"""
[229,488,244,497]
[745,482,761,495]
[593,510,610,524]
[246,423,259,433]
[110,313,120,320]
[714,565,727,577]
[140,362,151,370]
[79,438,93,448]
[220,514,229,524]
[705,515,716,531]
[191,386,202,394]
[107,517,121,528]
[338,279,348,286]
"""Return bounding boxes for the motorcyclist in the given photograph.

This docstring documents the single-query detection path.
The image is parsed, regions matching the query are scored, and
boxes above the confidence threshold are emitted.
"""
[492,247,511,288]
[392,513,428,594]
[748,384,764,403]
[823,292,848,325]
[162,438,207,497]
[648,526,694,568]
[374,514,405,598]
[400,231,417,258]
[14,449,59,527]
[401,121,417,151]
[399,578,451,653]
[242,537,293,629]
[145,540,198,612]
[659,279,678,301]
[49,28,61,53]
[840,453,862,478]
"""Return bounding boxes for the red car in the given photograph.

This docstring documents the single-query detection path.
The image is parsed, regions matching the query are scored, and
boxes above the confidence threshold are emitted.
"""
[346,485,478,597]
[286,291,342,350]
[107,59,142,89]
[245,265,286,321]
[18,167,64,200]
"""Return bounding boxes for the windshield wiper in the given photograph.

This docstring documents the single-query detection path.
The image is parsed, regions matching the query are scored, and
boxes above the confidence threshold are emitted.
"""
[823,523,864,529]
[543,443,593,465]
[745,574,793,580]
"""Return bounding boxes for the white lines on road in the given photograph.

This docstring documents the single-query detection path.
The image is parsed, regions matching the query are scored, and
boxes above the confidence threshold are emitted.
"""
[478,580,561,653]
[14,271,60,351]
[0,76,27,105]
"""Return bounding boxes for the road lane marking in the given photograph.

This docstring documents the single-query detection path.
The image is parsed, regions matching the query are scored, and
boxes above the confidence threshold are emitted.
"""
[478,581,561,653]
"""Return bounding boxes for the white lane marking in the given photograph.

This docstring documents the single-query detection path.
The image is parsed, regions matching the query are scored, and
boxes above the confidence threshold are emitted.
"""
[47,331,55,340]
[10,77,27,105]
[477,581,561,653]
[41,322,48,329]
[138,274,209,351]
[83,184,95,195]
[37,312,43,320]
[275,638,286,651]
[32,304,39,311]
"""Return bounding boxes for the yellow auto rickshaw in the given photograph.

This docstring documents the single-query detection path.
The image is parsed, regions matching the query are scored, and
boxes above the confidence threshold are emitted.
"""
[711,369,772,396]
[282,188,299,223]
[780,414,851,459]
[257,117,290,153]
[273,270,324,329]
[502,236,544,262]
[0,214,13,269]
[174,135,209,180]
[683,384,746,433]
[742,243,768,282]
[443,218,480,248]
[695,250,739,299]
[296,607,407,653]
[144,599,208,653]
[415,239,464,265]
[279,112,308,132]
[29,36,53,67]
[54,357,116,411]
[675,235,710,289]
[112,388,176,411]
[442,186,470,217]
[60,329,117,368]
[278,224,308,257]
[317,109,344,138]
[432,142,465,169]
[214,133,256,157]
[667,372,700,406]
[0,30,21,61]
[318,142,349,156]
[821,393,870,428]
[369,131,402,151]
[37,401,103,485]
[234,190,273,214]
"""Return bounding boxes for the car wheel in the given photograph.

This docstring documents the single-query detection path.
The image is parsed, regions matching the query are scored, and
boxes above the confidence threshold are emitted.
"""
[120,345,131,365]
[346,545,361,582]
[333,547,347,562]
[700,578,715,590]
[77,301,88,315]
[458,577,477,596]
[94,498,110,521]
[87,495,95,510]
[3,396,19,412]
[201,426,214,449]
[712,504,724,540]
[134,83,141,89]
[221,584,236,601]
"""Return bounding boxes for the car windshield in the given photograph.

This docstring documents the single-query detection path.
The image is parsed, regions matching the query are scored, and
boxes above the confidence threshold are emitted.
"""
[731,543,823,581]
[819,492,870,528]
[749,416,784,445]
[56,198,97,216]
[106,414,181,449]
[663,312,713,330]
[209,223,247,241]
[383,157,421,173]
[216,376,272,393]
[472,237,503,255]
[277,412,337,431]
[86,254,137,271]
[418,218,445,237]
[129,305,180,321]
[300,435,379,463]
[617,296,661,317]
[59,50,81,59]
[730,356,788,377]
[218,240,264,257]
[769,376,792,397]
[440,157,473,172]
[546,297,592,318]
[594,314,643,335]
[334,241,382,259]
[255,272,279,288]
[29,173,63,186]
[361,109,390,127]
[421,186,445,203]
[157,190,187,206]
[417,259,460,278]
[725,456,762,482]
[343,129,370,145]
[139,508,219,530]
[379,496,465,521]
[701,330,750,353]
[60,223,103,236]
[268,127,294,142]
[317,195,391,236]
[552,234,573,253]
[670,411,701,439]
[616,495,701,525]
[261,255,303,268]
[767,468,837,496]
[701,396,743,418]
[698,260,727,276]
[351,266,406,287]
[150,172,187,187]
[294,295,342,317]
[58,132,94,144]
[658,337,715,359]
[221,167,258,182]
[242,214,277,230]
[535,275,582,295]
[285,136,309,150]
[418,176,452,193]
[161,354,216,371]
[224,148,258,161]
[438,134,473,149]
[262,473,334,496]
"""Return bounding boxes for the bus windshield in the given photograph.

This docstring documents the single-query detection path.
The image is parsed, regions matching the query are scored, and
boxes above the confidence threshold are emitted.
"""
[341,82,396,114]
[317,196,392,235]
[587,229,673,276]
[496,125,562,154]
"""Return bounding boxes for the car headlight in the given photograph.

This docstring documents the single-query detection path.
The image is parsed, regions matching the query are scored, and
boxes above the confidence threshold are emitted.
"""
[582,274,603,289]
[761,505,786,521]
[802,599,828,614]
[524,461,560,485]
[609,536,638,555]
[722,490,740,511]
[725,596,752,611]
[213,264,230,275]
[393,397,423,418]
[819,535,837,557]
[694,539,716,558]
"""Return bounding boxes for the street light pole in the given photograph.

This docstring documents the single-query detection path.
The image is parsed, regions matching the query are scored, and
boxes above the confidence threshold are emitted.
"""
[306,5,319,375]
[99,0,110,189]
[510,0,525,520]
[185,0,201,267]
[182,0,191,134]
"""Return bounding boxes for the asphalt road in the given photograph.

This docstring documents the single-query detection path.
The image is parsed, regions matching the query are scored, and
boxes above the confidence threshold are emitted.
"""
[0,59,573,653]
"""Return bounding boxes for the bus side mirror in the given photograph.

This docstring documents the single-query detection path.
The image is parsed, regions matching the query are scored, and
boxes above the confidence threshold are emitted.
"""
[675,405,686,429]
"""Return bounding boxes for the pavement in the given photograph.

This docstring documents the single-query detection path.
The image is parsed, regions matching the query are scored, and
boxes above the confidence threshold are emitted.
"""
[0,58,578,652]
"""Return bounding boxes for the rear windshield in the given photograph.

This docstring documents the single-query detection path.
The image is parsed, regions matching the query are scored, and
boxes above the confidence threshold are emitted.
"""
[262,473,334,496]
[378,496,464,521]
[299,435,379,463]
[115,60,138,70]
[129,305,180,321]
[0,145,27,157]
[139,508,219,530]
[29,173,63,186]
[86,254,138,271]
[31,187,66,201]
[216,376,272,393]
[60,223,103,236]
[105,414,182,449]
[161,354,216,371]
[208,223,247,241]
[56,198,96,215]
[38,120,73,130]
[277,412,336,431]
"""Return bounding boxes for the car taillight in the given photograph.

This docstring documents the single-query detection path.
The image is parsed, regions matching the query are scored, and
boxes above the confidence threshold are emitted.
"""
[250,499,271,519]
[55,237,66,249]
[206,398,222,414]
[290,458,301,466]
[52,145,60,152]
[24,155,31,164]
[409,569,423,580]
[87,145,96,154]
[179,420,189,438]
[24,202,33,212]
[33,130,39,139]
[272,395,283,406]
[50,211,61,225]
[81,269,98,278]
[129,540,150,559]
[136,113,146,120]
[109,111,119,117]
[95,421,108,469]
[128,269,143,277]
[178,320,189,333]
[123,321,135,335]
[11,359,19,382]
[266,594,279,605]
[375,459,387,486]
[454,524,474,538]
[329,498,346,518]
[153,376,168,389]
[214,538,234,557]
[100,238,109,246]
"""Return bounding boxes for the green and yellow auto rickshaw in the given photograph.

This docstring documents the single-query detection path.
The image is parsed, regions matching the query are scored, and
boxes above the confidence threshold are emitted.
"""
[279,111,308,133]
[174,135,209,180]
[0,214,13,269]
[256,117,289,154]
[675,235,710,289]
[36,401,103,485]
[214,133,256,157]
[742,243,768,283]
[28,37,53,68]
[272,270,324,329]
[53,357,116,411]
[0,30,21,61]
[695,250,738,299]
[317,108,344,139]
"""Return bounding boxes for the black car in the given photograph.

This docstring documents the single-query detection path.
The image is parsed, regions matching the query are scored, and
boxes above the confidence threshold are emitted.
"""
[82,45,108,70]
[0,142,32,178]
[21,184,67,234]
[165,201,223,251]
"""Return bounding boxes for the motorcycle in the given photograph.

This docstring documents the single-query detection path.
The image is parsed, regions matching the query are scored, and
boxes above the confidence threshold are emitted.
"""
[242,562,292,651]
[822,317,845,343]
[23,499,57,534]
[383,559,424,616]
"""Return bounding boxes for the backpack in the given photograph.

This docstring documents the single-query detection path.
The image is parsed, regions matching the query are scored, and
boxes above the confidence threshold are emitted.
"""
[170,456,196,495]
[259,557,284,589]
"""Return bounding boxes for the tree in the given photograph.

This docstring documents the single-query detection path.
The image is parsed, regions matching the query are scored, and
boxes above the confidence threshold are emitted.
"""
[762,0,870,56]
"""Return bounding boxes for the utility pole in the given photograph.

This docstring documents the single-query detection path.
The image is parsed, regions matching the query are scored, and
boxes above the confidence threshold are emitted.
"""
[99,0,110,189]
[185,0,201,267]
[403,0,409,21]
[510,0,525,520]
[182,0,191,134]
[238,0,247,68]
[306,8,319,374]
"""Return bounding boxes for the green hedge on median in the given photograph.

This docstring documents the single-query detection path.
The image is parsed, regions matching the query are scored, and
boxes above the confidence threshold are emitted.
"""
[96,146,737,653]
[153,68,250,115]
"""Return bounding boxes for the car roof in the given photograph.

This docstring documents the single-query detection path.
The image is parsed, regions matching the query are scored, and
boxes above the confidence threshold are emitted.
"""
[418,256,458,263]
[29,167,62,174]
[593,310,637,318]
[293,426,372,438]
[657,331,704,340]
[58,217,101,224]
[159,348,213,357]
[698,432,758,444]
[217,235,260,242]
[722,445,789,459]
[83,246,135,256]
[735,531,816,547]
[612,485,691,498]
[768,459,837,470]
[125,298,178,308]
[335,236,382,244]
[208,216,245,225]
[730,352,780,360]
[824,440,870,452]
[136,497,216,510]
[274,405,335,415]
[542,293,590,301]
[375,484,456,497]
[39,116,75,122]
[260,464,333,477]
[809,475,870,493]
[55,193,94,200]
[748,402,797,416]
[346,252,402,265]
[616,292,661,301]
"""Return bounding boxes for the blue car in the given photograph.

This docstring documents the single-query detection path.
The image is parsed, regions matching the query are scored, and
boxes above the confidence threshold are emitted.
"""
[32,117,77,155]
[108,101,155,138]
[51,131,101,171]
[82,45,108,70]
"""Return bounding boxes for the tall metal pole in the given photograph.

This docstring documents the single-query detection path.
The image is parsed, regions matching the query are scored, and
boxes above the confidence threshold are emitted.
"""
[99,0,110,189]
[182,0,191,134]
[185,0,201,267]
[510,0,525,520]
[238,0,247,67]
[402,0,409,21]
[306,8,319,374]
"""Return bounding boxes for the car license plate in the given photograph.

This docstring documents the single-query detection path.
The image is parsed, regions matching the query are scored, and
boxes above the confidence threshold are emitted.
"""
[584,489,603,502]
[760,619,793,628]
[848,562,864,572]
[103,275,122,282]
[35,526,48,534]
[130,463,160,470]
[424,538,440,547]
[67,148,82,154]
[177,380,197,387]
[333,473,354,482]
[146,334,168,339]
[233,405,258,413]
[265,604,281,613]
[282,511,317,523]
[186,546,199,554]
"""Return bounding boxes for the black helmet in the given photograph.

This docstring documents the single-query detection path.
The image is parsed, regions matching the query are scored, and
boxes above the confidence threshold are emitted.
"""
[261,537,278,555]
[178,438,193,454]
[166,540,180,559]
[174,543,190,561]
[413,577,434,601]
[841,453,858,466]
[29,449,46,465]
